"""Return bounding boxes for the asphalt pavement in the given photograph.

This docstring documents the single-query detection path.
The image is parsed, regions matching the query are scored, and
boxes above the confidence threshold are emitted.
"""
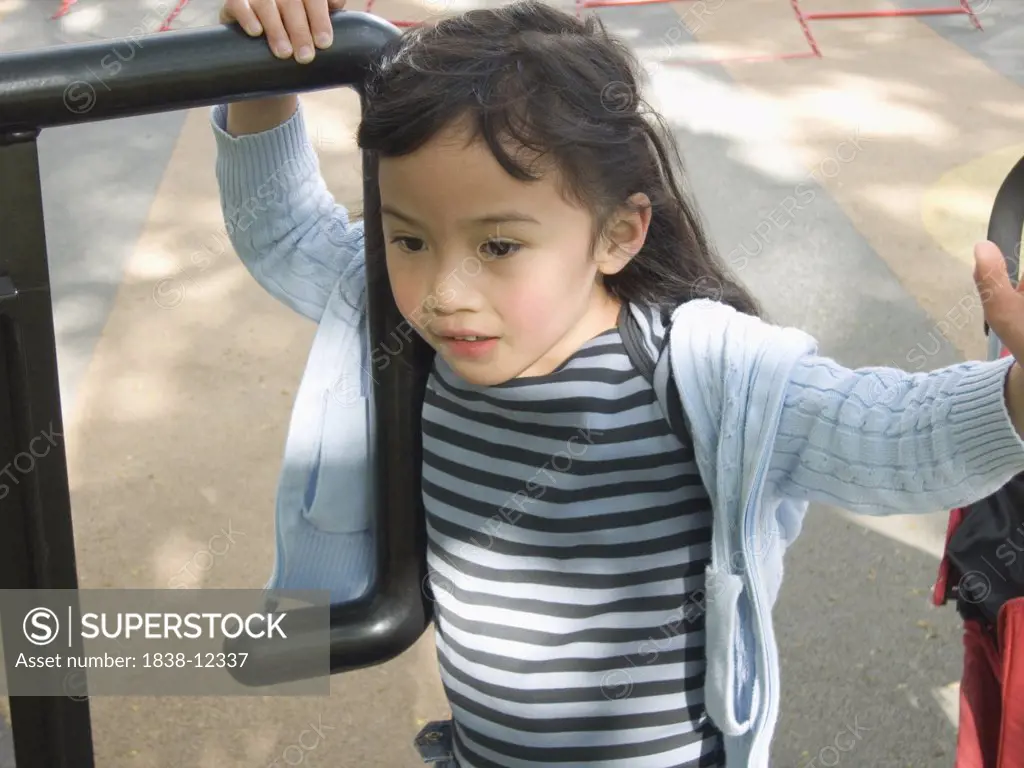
[2,0,1024,765]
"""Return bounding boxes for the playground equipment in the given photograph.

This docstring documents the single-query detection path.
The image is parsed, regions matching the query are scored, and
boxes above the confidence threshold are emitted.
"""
[157,0,193,31]
[357,0,819,60]
[357,0,986,63]
[0,12,431,767]
[50,0,76,20]
[792,0,983,55]
[798,0,981,29]
[51,0,191,31]
[573,0,983,63]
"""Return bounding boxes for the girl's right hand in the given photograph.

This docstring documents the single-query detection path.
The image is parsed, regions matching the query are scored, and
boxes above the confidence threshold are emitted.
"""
[220,0,348,64]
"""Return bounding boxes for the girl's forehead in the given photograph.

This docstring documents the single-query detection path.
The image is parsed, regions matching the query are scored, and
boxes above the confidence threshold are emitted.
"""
[379,115,551,183]
[378,129,569,226]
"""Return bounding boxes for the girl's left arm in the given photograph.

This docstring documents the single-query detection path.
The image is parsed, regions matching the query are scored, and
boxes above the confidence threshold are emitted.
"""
[769,240,1024,514]
[767,354,1024,514]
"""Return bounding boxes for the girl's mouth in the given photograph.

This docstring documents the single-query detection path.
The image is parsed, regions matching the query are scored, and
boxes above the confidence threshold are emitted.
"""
[438,335,499,359]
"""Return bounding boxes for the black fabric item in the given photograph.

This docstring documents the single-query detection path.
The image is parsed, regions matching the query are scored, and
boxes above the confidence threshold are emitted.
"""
[946,472,1024,627]
[618,303,658,384]
[617,304,689,440]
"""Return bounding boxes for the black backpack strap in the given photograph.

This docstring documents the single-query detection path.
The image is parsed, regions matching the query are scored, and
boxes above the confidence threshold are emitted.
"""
[619,303,690,441]
[619,302,657,383]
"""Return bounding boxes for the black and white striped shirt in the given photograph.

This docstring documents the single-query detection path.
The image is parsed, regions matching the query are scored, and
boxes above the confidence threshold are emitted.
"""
[422,303,725,767]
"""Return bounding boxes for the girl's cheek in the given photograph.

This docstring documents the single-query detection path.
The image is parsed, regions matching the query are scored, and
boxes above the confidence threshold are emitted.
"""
[498,281,560,336]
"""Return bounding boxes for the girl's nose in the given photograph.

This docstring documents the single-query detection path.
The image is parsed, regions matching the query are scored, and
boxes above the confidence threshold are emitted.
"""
[428,258,485,314]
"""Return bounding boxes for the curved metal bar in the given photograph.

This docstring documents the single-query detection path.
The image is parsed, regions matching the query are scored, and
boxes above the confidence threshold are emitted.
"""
[0,12,399,132]
[985,154,1024,361]
[0,11,431,705]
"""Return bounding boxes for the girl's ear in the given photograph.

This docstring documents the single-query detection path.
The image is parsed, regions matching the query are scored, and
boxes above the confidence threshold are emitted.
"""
[595,192,653,276]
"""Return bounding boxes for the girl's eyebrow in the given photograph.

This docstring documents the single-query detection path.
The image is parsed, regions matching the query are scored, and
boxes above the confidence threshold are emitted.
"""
[469,213,541,226]
[380,205,540,227]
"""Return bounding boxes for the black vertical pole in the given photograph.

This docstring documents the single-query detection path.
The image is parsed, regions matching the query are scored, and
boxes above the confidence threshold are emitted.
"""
[982,155,1024,344]
[987,155,1024,288]
[0,132,95,768]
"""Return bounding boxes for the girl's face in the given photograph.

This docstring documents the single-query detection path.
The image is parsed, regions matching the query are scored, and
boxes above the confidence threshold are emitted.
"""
[378,118,649,386]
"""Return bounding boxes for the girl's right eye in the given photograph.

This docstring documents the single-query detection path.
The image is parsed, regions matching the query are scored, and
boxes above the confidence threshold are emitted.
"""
[389,236,427,253]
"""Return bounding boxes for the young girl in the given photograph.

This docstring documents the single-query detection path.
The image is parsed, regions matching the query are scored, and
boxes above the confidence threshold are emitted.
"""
[214,0,1024,765]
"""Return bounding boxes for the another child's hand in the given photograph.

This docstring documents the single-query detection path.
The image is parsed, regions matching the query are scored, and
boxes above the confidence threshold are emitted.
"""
[220,0,347,63]
[975,240,1024,355]
[974,240,1024,435]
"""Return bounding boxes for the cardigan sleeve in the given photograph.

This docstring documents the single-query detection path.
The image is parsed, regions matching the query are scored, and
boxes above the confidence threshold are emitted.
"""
[211,101,365,323]
[766,354,1024,514]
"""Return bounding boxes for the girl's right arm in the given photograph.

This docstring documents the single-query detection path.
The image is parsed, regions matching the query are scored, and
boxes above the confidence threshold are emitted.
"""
[214,0,356,322]
[213,96,365,323]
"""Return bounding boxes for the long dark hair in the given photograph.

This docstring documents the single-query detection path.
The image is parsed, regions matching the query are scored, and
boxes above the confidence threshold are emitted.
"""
[357,0,760,317]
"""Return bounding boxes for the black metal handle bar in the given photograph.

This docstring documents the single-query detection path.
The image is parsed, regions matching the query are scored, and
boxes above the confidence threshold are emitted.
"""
[0,11,399,133]
[0,15,431,763]
[984,154,1024,359]
[988,155,1024,288]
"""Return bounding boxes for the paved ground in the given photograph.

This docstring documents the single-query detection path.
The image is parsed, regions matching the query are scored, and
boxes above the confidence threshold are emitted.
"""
[2,0,1024,766]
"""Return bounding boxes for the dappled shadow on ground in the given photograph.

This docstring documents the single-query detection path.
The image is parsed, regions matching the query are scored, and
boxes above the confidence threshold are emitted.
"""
[620,0,1024,361]
[3,0,1023,765]
[620,1,1022,762]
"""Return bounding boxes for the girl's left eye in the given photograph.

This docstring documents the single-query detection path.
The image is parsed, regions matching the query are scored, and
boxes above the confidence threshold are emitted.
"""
[482,239,521,259]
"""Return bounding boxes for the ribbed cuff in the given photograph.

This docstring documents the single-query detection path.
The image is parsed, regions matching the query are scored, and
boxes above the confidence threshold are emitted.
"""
[949,355,1024,486]
[210,102,321,208]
